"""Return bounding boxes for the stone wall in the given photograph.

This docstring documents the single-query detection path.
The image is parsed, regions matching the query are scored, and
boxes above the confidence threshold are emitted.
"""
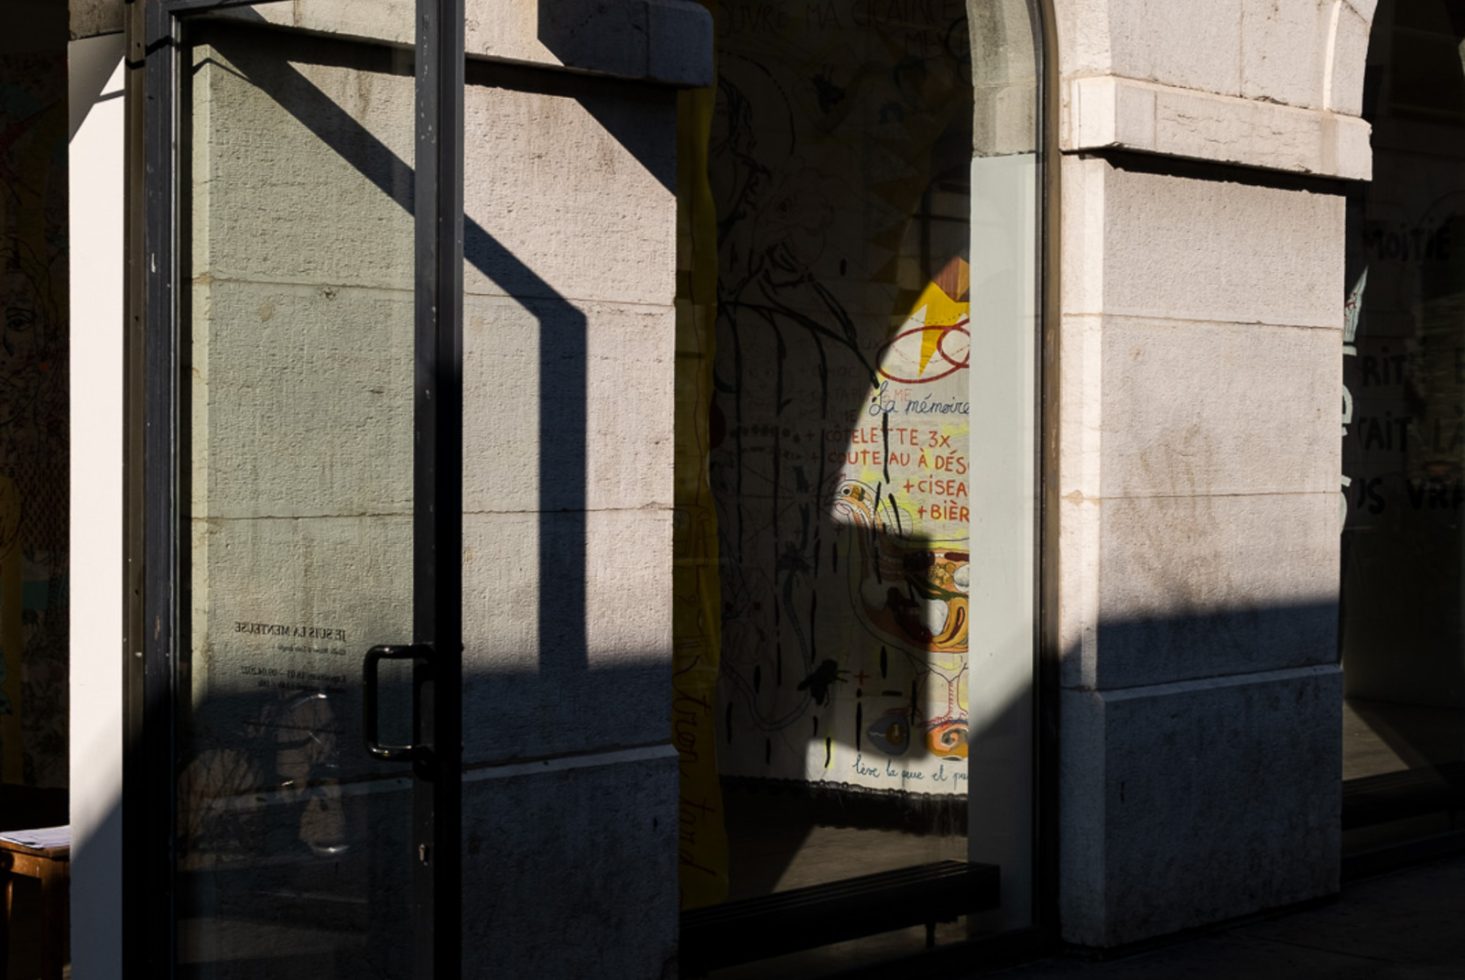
[1050,0,1372,948]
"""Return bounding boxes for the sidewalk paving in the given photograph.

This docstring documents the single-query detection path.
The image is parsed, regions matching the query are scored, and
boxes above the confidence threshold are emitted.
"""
[986,853,1465,979]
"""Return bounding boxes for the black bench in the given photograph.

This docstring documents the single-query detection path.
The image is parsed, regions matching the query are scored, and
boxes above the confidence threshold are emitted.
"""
[679,859,1000,974]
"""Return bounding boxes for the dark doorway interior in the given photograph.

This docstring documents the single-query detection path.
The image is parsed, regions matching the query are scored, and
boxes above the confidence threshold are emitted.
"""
[1342,0,1465,860]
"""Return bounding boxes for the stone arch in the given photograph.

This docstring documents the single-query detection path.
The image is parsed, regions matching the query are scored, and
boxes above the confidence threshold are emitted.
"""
[1324,0,1380,116]
[1048,0,1378,162]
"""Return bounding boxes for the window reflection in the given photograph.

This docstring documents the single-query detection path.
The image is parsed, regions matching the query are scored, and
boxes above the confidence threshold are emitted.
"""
[1342,0,1465,852]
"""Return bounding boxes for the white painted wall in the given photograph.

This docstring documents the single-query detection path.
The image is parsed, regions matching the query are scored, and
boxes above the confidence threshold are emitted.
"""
[67,33,125,980]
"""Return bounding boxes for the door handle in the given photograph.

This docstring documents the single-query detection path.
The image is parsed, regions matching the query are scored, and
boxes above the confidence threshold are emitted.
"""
[363,644,425,762]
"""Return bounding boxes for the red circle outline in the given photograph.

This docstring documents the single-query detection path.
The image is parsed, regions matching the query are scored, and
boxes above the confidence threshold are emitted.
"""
[876,320,971,385]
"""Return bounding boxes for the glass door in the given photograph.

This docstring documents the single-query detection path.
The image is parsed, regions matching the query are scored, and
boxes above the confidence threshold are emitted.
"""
[129,2,463,977]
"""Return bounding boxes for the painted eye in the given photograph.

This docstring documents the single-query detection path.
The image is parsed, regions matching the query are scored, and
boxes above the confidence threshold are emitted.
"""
[867,708,912,756]
[927,721,969,760]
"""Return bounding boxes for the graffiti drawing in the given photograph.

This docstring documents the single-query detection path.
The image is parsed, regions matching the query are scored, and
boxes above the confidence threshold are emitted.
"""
[0,51,68,788]
[706,4,976,795]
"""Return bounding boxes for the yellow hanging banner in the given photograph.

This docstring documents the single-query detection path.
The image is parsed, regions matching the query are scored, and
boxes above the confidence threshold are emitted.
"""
[672,63,730,908]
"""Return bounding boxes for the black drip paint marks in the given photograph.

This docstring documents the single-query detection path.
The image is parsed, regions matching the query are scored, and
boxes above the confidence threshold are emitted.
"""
[882,410,892,484]
[808,590,818,661]
[855,702,864,751]
[811,715,819,737]
[880,646,889,678]
[824,737,833,769]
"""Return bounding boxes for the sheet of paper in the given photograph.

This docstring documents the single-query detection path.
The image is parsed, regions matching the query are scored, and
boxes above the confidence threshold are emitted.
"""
[0,825,70,849]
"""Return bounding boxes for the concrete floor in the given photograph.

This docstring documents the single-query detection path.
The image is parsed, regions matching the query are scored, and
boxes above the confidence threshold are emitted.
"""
[986,852,1465,979]
[1344,698,1465,781]
[723,805,965,900]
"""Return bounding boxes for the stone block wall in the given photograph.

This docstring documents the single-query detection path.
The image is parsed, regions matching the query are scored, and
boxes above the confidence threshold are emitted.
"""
[1051,0,1371,948]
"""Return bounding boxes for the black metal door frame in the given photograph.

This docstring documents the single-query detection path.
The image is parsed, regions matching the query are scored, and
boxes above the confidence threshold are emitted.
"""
[123,1,464,975]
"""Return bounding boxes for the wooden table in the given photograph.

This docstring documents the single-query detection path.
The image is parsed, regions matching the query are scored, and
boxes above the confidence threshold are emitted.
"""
[0,829,69,980]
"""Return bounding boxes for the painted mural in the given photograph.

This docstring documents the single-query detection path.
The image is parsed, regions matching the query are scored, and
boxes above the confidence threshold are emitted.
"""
[706,3,974,797]
[0,50,68,789]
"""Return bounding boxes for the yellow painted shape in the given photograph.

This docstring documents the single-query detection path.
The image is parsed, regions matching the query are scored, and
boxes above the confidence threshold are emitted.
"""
[903,273,970,376]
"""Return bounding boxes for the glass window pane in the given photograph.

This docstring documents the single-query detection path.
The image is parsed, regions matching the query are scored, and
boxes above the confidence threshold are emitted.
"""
[178,11,419,976]
[674,1,1041,971]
